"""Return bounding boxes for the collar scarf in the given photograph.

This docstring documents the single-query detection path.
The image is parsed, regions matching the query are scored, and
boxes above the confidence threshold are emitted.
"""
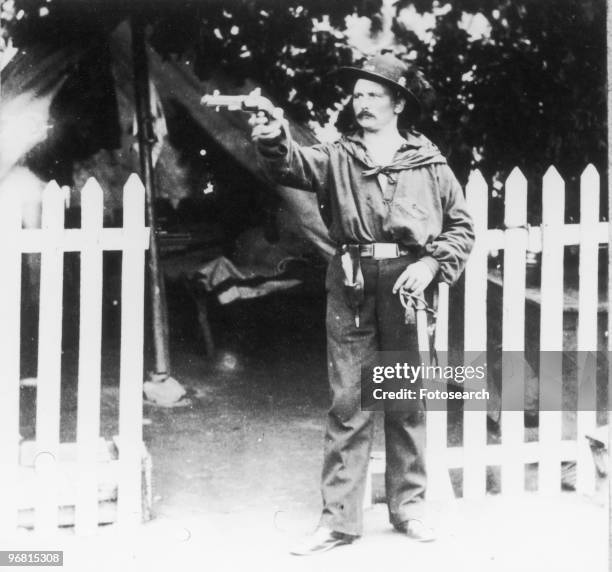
[340,130,447,179]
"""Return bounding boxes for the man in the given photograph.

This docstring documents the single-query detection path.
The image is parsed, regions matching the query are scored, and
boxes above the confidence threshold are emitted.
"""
[250,53,474,555]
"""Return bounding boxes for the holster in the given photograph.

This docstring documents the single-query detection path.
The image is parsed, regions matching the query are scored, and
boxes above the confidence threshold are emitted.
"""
[339,245,364,311]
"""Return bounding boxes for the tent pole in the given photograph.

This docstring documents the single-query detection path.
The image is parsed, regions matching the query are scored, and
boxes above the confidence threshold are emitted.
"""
[131,15,171,378]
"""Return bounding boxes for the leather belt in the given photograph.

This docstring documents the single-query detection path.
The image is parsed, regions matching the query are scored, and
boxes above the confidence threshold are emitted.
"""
[346,242,412,259]
[338,242,416,326]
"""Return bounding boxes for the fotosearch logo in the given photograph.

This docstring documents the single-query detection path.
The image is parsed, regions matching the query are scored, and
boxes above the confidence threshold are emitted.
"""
[361,350,602,412]
[361,351,492,412]
[369,386,490,402]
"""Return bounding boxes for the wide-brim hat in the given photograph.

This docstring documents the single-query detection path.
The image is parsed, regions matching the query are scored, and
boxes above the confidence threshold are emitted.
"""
[337,53,421,113]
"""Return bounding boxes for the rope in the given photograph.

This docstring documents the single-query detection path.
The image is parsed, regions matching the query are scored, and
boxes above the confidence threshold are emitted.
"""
[398,288,436,317]
[398,287,438,365]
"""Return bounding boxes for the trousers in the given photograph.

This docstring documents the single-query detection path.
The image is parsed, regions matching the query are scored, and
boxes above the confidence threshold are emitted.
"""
[318,253,427,536]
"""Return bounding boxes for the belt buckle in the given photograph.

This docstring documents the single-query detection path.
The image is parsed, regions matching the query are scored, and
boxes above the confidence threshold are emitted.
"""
[372,243,399,259]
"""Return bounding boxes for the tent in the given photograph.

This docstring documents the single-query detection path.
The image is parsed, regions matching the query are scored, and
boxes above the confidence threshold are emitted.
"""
[1,21,335,259]
[111,22,335,260]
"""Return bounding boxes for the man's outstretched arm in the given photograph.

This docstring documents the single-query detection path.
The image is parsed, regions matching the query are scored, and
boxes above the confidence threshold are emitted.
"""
[249,95,330,194]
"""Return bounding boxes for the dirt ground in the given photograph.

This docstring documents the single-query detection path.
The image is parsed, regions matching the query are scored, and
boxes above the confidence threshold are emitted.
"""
[145,287,338,521]
[14,280,609,571]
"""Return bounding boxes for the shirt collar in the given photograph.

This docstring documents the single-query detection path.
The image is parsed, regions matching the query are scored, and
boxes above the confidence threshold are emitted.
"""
[344,129,425,152]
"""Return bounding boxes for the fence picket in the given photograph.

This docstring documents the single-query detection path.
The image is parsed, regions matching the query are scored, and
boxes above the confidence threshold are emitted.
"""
[75,178,105,535]
[0,187,22,535]
[34,182,65,533]
[538,167,565,494]
[435,283,450,352]
[501,168,528,495]
[425,283,453,500]
[576,165,599,494]
[117,175,147,527]
[463,170,489,499]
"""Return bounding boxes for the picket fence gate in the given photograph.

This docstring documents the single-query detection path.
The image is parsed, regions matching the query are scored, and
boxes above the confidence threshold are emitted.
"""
[367,165,607,504]
[0,174,150,536]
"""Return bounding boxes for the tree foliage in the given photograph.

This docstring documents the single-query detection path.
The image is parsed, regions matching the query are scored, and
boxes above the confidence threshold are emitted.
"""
[3,0,382,127]
[146,0,382,126]
[392,0,606,188]
[3,0,606,199]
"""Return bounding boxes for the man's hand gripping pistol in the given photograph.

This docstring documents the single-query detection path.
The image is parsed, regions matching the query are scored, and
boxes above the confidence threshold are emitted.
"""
[201,88,286,142]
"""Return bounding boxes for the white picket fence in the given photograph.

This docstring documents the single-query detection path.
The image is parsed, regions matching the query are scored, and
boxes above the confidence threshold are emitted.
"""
[431,165,605,500]
[0,174,150,536]
[0,166,605,531]
[368,165,607,503]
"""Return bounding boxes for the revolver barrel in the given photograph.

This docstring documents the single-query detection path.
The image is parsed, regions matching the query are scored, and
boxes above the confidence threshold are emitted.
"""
[200,92,261,114]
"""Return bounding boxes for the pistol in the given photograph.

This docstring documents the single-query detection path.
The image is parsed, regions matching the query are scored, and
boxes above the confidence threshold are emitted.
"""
[200,89,273,120]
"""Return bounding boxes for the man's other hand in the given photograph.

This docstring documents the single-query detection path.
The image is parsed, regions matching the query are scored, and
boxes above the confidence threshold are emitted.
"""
[392,260,435,295]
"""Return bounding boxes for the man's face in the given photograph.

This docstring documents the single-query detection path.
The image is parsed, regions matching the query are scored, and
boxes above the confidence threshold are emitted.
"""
[352,78,404,133]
